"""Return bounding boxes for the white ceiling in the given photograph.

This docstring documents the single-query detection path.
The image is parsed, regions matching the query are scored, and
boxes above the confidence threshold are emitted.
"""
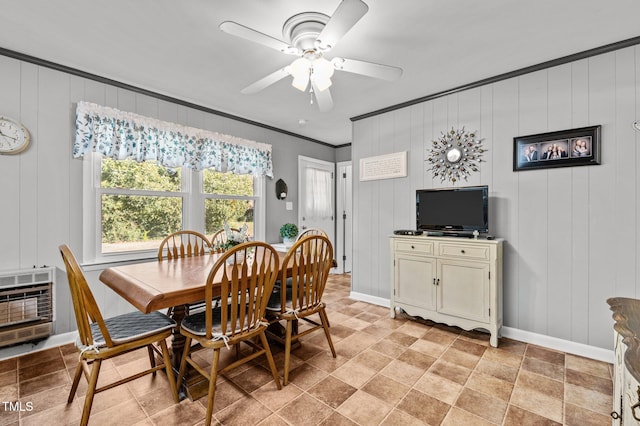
[1,0,639,146]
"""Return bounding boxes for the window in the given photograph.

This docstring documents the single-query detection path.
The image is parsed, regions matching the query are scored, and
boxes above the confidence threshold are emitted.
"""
[83,155,264,264]
[203,169,256,238]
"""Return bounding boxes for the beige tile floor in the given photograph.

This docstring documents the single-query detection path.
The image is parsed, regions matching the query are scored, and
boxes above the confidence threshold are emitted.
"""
[0,274,613,425]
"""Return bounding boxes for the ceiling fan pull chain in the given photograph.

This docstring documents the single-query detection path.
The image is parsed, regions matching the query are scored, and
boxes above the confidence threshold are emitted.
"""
[309,86,314,105]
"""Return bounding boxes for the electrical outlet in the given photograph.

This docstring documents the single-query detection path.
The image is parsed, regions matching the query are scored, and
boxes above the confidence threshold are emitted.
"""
[285,202,293,211]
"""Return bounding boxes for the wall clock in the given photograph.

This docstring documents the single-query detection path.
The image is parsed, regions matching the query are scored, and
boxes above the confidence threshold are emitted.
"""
[0,116,30,155]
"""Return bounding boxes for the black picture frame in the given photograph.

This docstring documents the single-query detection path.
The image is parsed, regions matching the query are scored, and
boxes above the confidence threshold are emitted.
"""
[513,125,601,171]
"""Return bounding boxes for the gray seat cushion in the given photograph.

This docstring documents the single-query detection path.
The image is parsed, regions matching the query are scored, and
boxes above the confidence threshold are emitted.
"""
[181,305,248,336]
[266,279,293,311]
[87,310,176,348]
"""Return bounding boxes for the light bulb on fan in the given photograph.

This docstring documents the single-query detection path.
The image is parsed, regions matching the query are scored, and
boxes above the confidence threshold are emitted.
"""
[310,57,334,92]
[289,57,311,91]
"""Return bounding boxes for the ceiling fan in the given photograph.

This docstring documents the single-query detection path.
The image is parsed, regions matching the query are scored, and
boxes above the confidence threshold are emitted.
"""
[219,0,403,112]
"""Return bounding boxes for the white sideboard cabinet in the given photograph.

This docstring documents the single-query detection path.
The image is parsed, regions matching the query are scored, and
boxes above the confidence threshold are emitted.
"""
[390,235,503,347]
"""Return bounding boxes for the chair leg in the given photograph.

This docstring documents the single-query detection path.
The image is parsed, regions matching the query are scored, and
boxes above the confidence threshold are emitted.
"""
[159,338,179,403]
[68,361,83,403]
[80,359,102,426]
[176,336,193,391]
[147,345,157,376]
[259,332,282,390]
[319,308,336,358]
[204,349,221,426]
[283,319,294,386]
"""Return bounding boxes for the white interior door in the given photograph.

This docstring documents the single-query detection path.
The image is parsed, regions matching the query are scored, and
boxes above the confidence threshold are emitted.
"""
[336,161,352,273]
[298,156,335,248]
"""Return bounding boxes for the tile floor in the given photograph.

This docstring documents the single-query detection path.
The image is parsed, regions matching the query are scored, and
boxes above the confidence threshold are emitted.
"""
[0,274,613,425]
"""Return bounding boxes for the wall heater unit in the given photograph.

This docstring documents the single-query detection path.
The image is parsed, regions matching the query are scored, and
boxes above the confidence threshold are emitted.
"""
[0,267,54,348]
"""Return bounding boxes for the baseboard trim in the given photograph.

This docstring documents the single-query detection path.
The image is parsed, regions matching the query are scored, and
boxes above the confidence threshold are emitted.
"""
[0,304,615,365]
[0,331,77,361]
[349,293,613,363]
[501,327,613,364]
[349,291,390,308]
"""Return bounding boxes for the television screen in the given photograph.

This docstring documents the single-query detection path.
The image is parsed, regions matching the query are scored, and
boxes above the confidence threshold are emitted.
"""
[416,186,488,235]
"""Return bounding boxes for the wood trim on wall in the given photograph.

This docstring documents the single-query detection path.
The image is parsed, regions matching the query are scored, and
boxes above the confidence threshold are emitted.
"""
[0,47,334,148]
[351,35,640,122]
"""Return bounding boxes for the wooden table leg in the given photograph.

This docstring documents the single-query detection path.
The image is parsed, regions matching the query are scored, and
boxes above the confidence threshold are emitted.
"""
[169,304,187,371]
[265,313,301,350]
[168,304,212,400]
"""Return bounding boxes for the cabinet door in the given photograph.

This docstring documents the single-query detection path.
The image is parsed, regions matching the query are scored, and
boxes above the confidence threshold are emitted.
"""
[394,254,436,311]
[623,363,640,425]
[437,259,490,323]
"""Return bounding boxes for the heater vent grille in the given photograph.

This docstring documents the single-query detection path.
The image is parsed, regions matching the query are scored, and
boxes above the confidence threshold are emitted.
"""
[0,267,54,348]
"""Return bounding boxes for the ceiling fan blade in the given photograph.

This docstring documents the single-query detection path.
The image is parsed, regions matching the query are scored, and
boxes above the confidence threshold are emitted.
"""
[332,57,403,81]
[316,0,368,50]
[219,21,299,54]
[312,82,334,112]
[241,67,291,94]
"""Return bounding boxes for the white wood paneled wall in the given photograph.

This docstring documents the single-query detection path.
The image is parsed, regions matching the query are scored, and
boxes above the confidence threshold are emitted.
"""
[352,45,640,350]
[0,54,333,337]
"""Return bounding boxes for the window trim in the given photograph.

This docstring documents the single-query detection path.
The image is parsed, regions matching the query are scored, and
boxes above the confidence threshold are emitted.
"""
[82,154,265,265]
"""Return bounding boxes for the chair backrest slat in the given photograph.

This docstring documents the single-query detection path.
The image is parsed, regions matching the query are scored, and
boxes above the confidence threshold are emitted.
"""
[279,235,333,314]
[158,230,212,261]
[206,242,279,340]
[296,228,328,241]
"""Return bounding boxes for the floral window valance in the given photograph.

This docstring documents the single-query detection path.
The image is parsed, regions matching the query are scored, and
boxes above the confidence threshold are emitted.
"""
[73,101,273,177]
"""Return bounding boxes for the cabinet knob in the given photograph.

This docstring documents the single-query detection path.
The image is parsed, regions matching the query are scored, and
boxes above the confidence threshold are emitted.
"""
[411,245,415,249]
[461,249,466,254]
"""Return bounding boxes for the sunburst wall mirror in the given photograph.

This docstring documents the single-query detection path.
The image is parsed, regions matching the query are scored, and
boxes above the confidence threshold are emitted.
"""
[426,127,485,183]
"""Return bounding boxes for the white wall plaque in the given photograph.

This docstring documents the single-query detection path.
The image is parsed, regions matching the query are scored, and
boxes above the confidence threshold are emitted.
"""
[359,151,407,181]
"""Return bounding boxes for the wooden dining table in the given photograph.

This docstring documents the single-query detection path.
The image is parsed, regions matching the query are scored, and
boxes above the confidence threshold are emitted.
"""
[99,250,290,398]
[100,251,289,355]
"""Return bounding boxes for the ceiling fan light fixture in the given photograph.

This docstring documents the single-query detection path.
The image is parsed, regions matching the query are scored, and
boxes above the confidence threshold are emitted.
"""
[312,75,332,92]
[310,57,334,91]
[290,57,311,91]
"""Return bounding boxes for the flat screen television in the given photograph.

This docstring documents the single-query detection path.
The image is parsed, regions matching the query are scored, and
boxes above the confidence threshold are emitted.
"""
[416,185,489,236]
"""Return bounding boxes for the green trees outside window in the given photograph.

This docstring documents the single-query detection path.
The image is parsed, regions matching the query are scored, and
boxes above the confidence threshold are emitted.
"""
[203,169,255,237]
[100,158,256,254]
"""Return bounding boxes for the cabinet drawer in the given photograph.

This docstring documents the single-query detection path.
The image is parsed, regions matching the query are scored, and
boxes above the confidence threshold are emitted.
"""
[394,240,434,255]
[438,243,490,261]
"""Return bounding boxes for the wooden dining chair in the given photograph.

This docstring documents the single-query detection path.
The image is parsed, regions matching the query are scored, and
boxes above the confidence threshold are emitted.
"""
[296,227,328,240]
[265,234,336,385]
[158,230,213,315]
[176,241,282,426]
[158,230,212,260]
[209,228,227,253]
[296,228,338,269]
[209,227,242,253]
[59,244,179,426]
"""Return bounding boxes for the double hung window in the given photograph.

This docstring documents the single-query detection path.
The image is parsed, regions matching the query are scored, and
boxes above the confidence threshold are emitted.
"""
[74,102,271,264]
[83,156,263,264]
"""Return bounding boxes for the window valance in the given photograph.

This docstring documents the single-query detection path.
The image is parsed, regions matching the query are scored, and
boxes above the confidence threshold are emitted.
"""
[73,101,273,177]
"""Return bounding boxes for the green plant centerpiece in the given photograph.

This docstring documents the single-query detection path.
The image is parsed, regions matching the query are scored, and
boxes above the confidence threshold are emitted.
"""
[280,223,298,246]
[221,222,249,251]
